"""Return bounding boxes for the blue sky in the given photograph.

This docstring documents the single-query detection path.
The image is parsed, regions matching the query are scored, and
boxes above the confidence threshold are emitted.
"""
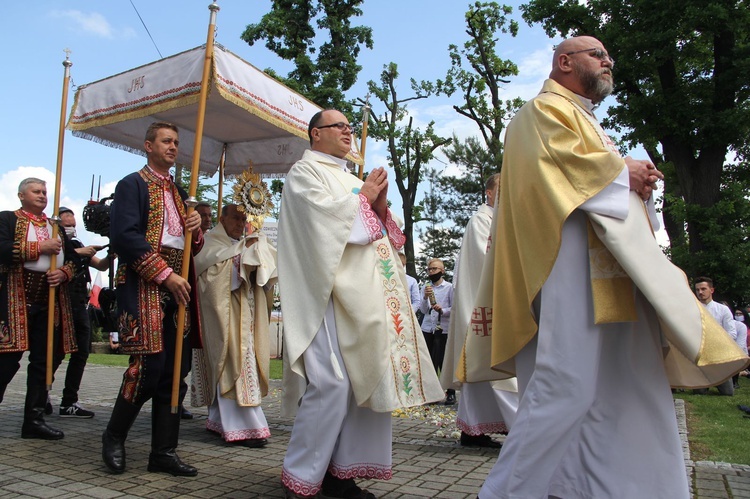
[2,1,660,252]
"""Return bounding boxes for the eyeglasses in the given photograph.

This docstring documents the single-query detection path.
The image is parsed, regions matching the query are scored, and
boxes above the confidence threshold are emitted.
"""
[565,48,615,67]
[315,122,354,133]
[427,267,443,272]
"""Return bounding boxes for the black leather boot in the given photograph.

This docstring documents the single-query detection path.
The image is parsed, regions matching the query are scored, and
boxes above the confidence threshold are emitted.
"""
[21,386,64,440]
[102,395,141,474]
[147,403,197,477]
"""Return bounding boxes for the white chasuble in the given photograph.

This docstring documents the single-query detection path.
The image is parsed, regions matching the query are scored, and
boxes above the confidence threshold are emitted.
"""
[278,150,443,415]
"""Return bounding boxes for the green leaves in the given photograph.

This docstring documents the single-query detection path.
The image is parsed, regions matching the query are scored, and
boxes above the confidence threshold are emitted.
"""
[241,0,373,113]
[522,0,750,303]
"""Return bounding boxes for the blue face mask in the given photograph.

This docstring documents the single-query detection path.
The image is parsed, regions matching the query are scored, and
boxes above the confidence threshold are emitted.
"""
[735,315,745,322]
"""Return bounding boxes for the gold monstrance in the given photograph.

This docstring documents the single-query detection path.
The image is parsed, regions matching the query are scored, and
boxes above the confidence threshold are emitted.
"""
[232,163,273,231]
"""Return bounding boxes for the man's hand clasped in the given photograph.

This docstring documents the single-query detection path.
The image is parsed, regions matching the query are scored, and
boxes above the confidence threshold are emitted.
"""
[361,167,389,220]
[626,156,663,201]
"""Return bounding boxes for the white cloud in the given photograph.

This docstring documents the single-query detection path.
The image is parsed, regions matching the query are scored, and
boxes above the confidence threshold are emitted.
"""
[0,167,57,212]
[50,10,135,39]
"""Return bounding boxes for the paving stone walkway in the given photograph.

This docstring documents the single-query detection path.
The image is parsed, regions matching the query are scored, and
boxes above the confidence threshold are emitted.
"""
[0,359,748,498]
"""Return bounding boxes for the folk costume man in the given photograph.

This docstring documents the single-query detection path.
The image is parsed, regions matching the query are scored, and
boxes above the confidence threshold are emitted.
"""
[0,178,76,440]
[192,203,277,448]
[440,174,518,449]
[278,109,444,499]
[102,122,203,477]
[475,36,748,499]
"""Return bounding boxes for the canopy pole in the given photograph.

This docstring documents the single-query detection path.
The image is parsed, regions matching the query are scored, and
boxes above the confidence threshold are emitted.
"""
[171,1,220,413]
[357,94,371,179]
[46,51,73,390]
[217,144,226,217]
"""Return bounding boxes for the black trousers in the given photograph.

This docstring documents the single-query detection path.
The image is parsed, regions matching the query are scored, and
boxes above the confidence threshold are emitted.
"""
[60,298,91,406]
[0,303,64,400]
[422,331,448,375]
[118,294,190,407]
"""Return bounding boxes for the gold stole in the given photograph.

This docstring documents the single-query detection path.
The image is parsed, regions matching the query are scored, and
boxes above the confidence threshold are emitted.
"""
[569,99,639,324]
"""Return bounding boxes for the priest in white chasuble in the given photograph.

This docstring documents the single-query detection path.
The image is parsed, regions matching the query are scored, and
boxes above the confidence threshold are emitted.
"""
[277,109,443,499]
[440,173,518,449]
[476,36,749,499]
[191,203,277,448]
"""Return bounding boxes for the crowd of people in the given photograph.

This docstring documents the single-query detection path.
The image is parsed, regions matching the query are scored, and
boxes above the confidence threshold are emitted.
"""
[1,34,749,499]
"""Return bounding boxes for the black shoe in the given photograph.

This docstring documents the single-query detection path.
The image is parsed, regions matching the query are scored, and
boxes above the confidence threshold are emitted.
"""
[60,403,95,418]
[102,430,126,474]
[321,471,376,499]
[23,388,63,440]
[21,416,64,440]
[147,451,198,477]
[235,438,267,448]
[180,406,194,420]
[444,392,456,406]
[460,431,502,448]
[149,403,197,476]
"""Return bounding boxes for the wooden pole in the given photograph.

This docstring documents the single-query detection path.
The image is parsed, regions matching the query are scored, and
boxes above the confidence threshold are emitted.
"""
[357,95,371,179]
[217,145,226,217]
[170,1,220,413]
[46,51,73,390]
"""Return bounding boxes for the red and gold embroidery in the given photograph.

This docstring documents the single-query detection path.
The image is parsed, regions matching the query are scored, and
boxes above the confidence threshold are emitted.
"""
[1,213,76,354]
[118,167,191,355]
[377,241,428,406]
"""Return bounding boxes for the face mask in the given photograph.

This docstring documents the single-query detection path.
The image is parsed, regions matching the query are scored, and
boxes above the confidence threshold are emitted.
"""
[428,272,443,283]
[735,315,744,322]
[63,226,76,238]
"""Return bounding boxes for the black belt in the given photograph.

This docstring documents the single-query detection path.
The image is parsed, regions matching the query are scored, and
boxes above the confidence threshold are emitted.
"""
[24,270,49,305]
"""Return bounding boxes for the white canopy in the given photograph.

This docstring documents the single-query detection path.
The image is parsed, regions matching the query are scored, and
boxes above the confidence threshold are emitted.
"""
[67,44,361,176]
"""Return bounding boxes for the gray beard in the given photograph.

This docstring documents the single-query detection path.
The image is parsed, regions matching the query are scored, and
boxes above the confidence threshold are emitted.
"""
[576,66,613,104]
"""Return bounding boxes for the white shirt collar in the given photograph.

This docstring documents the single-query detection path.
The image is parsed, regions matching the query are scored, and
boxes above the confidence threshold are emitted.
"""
[314,150,350,171]
[575,93,597,114]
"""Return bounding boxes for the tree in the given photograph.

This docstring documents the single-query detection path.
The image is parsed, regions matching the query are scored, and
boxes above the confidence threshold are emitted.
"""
[521,0,750,299]
[665,158,750,306]
[436,135,497,231]
[438,1,523,169]
[268,178,284,220]
[363,63,452,277]
[174,168,217,206]
[434,2,523,250]
[416,168,461,280]
[241,0,373,113]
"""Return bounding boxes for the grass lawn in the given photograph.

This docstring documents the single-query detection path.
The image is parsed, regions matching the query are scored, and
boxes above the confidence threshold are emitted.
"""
[87,353,130,367]
[88,354,284,379]
[673,375,750,465]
